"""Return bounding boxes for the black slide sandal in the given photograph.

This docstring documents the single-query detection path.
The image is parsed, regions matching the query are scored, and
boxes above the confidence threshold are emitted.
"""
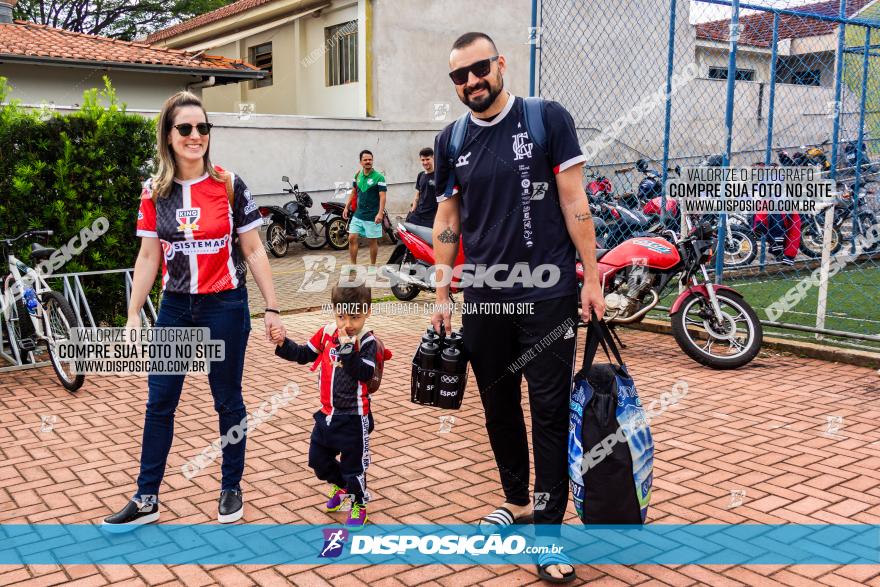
[479,506,534,527]
[536,551,576,584]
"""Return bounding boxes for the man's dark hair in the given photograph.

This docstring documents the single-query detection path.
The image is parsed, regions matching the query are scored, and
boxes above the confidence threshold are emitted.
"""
[331,281,371,314]
[419,147,434,158]
[451,32,498,53]
[359,149,373,161]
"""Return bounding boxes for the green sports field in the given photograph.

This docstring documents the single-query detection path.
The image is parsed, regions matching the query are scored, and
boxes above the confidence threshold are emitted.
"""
[648,262,880,352]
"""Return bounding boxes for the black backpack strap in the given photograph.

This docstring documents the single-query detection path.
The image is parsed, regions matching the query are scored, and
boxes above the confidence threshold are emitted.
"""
[444,113,470,197]
[522,97,548,156]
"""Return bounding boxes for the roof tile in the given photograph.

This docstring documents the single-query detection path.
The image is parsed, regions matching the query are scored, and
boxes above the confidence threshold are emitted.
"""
[695,0,874,48]
[145,0,279,43]
[0,20,263,74]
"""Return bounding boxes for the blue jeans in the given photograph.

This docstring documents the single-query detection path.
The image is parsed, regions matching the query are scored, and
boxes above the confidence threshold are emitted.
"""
[135,287,251,499]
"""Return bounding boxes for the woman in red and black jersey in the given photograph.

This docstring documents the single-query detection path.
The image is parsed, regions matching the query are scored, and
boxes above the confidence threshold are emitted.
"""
[103,92,285,528]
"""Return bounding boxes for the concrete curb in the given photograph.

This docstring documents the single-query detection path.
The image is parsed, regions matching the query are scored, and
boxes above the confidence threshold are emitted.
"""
[624,318,880,369]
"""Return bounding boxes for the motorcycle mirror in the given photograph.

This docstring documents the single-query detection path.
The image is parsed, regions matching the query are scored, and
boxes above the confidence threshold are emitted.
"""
[281,175,289,183]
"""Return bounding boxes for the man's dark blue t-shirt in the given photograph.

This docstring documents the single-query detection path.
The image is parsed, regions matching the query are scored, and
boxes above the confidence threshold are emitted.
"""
[409,171,438,227]
[433,95,586,302]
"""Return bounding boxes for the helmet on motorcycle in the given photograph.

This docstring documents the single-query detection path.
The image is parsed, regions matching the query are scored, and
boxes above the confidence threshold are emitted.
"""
[703,154,723,167]
[638,176,662,201]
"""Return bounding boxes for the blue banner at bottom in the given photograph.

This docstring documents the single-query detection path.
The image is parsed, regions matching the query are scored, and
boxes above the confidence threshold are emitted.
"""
[0,524,878,565]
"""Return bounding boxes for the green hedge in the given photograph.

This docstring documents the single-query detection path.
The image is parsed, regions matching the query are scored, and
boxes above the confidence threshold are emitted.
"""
[0,77,158,325]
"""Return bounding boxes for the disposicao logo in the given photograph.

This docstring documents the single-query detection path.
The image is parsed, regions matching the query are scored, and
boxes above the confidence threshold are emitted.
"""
[319,528,349,558]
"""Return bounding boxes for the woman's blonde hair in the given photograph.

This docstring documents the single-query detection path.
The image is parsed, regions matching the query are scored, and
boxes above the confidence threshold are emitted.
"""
[152,91,222,199]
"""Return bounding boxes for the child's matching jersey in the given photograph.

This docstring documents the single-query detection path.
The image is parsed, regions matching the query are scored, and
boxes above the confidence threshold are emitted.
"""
[307,325,377,417]
[136,169,263,294]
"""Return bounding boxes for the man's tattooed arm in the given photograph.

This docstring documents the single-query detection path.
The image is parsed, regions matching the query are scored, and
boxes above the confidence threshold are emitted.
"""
[437,227,459,244]
[574,208,593,222]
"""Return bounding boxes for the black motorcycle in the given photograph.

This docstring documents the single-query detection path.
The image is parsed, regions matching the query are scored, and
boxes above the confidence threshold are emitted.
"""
[819,182,878,253]
[778,140,831,172]
[260,176,326,257]
[319,198,349,250]
[316,194,399,251]
[843,140,879,177]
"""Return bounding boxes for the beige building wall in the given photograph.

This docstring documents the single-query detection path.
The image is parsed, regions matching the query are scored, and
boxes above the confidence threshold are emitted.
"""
[370,0,532,123]
[298,1,362,116]
[0,64,200,110]
[200,0,362,117]
[196,0,533,120]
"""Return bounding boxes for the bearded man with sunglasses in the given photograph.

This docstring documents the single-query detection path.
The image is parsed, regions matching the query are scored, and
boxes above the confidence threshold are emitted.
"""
[429,32,605,583]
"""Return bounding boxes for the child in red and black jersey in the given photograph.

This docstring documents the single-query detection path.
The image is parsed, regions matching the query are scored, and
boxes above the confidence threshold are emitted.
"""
[270,282,376,529]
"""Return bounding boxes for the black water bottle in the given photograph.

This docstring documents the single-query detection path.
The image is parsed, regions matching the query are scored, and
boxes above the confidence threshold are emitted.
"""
[438,347,463,409]
[444,331,463,351]
[417,342,439,404]
[421,331,440,346]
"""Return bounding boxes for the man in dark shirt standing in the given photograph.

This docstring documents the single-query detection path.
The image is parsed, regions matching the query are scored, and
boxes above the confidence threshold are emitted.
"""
[430,32,605,583]
[407,147,438,228]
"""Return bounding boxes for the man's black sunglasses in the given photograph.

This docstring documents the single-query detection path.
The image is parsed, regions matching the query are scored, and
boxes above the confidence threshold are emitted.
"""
[173,122,213,136]
[448,55,499,85]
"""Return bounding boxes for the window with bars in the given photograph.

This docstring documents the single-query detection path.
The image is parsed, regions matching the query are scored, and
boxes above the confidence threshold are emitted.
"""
[708,66,755,82]
[249,42,273,89]
[326,20,358,86]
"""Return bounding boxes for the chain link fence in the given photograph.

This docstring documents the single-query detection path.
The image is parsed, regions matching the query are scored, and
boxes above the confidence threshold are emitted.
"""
[535,0,880,352]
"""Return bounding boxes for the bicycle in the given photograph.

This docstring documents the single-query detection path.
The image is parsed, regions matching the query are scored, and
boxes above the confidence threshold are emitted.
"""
[1,230,85,392]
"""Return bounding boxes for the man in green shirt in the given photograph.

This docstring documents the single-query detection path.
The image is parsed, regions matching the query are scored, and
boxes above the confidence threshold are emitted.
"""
[343,150,387,266]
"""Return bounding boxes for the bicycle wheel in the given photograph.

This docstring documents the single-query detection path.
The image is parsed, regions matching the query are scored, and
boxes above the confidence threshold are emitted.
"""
[41,291,84,392]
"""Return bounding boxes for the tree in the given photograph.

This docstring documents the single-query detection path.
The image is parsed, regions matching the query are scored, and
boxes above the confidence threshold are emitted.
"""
[14,1,236,41]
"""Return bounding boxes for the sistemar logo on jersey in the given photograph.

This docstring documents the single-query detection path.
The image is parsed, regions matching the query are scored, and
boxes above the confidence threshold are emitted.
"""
[176,208,201,231]
[512,132,534,161]
[161,235,229,260]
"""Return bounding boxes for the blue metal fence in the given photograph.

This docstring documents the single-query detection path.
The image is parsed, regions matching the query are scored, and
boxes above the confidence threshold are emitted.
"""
[533,0,880,351]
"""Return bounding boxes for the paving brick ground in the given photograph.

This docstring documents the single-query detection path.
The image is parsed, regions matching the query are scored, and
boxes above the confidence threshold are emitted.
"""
[2,250,880,585]
[246,236,402,314]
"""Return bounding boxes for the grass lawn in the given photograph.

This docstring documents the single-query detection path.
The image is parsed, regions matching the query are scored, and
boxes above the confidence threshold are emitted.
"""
[648,262,880,352]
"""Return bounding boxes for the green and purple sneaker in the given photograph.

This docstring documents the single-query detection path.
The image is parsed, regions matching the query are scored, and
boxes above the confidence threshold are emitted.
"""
[325,485,348,512]
[346,502,368,529]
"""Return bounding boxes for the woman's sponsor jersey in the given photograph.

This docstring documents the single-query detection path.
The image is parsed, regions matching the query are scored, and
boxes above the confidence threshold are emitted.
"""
[135,169,263,294]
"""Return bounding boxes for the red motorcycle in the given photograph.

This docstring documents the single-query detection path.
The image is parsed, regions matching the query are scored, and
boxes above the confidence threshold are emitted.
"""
[385,222,466,301]
[387,220,762,369]
[577,222,762,369]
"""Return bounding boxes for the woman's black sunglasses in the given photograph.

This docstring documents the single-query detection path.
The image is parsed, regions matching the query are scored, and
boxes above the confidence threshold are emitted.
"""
[173,123,213,136]
[448,55,499,85]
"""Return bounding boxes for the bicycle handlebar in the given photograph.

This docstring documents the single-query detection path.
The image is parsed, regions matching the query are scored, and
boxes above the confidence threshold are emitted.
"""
[0,229,53,243]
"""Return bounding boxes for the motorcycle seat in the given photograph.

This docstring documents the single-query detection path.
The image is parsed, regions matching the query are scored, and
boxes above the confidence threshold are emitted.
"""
[403,222,433,246]
[596,249,609,261]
